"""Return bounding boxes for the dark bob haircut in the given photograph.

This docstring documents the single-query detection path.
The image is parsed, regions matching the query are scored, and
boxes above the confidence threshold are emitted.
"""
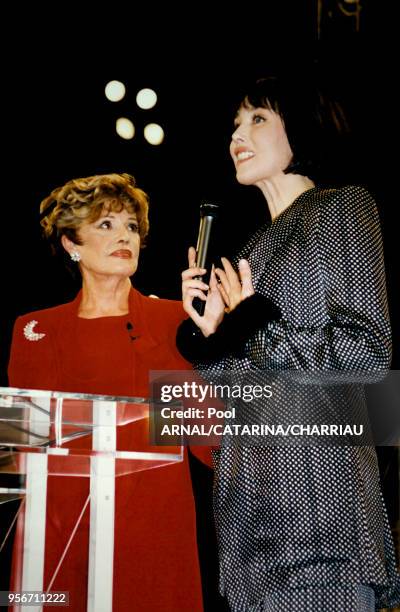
[239,76,351,185]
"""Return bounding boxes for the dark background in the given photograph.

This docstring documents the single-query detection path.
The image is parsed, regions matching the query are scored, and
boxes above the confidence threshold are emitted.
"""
[1,2,398,608]
[1,2,398,374]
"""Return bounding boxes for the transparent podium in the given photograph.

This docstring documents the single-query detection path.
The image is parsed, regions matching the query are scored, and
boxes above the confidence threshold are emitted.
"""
[0,387,183,612]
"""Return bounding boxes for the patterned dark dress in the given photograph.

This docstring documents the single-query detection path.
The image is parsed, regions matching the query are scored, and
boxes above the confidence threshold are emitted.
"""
[194,186,400,611]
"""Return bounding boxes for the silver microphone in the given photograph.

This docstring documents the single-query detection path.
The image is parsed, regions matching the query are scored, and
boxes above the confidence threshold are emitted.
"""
[193,203,220,315]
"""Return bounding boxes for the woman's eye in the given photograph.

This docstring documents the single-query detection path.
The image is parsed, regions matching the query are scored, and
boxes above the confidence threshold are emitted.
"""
[128,223,139,232]
[253,114,265,124]
[99,220,112,229]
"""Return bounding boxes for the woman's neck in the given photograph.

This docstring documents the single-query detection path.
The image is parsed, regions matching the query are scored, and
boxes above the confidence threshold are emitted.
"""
[256,174,315,221]
[78,276,132,318]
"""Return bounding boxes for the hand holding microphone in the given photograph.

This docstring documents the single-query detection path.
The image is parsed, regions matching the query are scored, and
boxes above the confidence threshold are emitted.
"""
[181,202,254,336]
[181,203,225,336]
[181,247,225,337]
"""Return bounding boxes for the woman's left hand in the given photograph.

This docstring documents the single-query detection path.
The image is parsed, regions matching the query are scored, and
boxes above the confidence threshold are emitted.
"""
[215,258,255,312]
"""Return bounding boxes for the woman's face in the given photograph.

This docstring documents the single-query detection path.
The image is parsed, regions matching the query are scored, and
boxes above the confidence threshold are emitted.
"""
[229,105,293,185]
[66,208,141,279]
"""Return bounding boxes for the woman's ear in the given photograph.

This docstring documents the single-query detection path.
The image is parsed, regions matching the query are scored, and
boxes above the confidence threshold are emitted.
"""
[61,234,75,256]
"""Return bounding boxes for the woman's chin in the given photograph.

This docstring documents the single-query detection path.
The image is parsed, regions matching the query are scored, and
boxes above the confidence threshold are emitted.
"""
[105,261,138,279]
[236,171,256,186]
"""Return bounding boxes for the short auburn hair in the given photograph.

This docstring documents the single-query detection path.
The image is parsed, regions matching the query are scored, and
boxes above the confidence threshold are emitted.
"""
[40,173,149,254]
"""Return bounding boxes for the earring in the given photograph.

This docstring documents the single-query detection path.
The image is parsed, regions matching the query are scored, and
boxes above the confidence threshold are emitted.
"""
[70,250,81,262]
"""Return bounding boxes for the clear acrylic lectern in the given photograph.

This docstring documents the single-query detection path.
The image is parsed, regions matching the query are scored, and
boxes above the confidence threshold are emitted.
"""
[0,387,183,612]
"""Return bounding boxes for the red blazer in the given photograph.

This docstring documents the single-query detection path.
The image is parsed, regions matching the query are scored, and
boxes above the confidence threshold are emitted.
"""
[8,288,210,612]
[9,287,192,396]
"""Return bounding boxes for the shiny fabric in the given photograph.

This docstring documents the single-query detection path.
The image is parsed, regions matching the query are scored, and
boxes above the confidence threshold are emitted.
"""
[195,186,400,611]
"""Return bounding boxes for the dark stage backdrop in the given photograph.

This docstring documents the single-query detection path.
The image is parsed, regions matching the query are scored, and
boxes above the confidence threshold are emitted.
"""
[1,2,398,606]
[1,2,398,380]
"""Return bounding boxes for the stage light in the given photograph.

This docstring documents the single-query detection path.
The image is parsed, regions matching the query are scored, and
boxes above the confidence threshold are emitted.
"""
[116,118,135,139]
[136,88,157,109]
[144,123,164,145]
[105,80,126,102]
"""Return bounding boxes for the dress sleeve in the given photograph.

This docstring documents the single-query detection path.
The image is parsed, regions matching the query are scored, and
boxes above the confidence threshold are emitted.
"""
[248,186,392,372]
[176,293,281,362]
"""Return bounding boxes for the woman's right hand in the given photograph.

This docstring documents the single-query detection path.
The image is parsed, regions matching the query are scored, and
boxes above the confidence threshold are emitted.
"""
[182,247,226,337]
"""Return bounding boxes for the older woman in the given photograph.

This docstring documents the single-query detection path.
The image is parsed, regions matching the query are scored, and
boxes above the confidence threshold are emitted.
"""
[8,173,208,611]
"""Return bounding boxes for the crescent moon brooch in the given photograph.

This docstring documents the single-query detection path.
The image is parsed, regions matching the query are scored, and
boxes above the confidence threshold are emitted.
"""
[23,320,46,341]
